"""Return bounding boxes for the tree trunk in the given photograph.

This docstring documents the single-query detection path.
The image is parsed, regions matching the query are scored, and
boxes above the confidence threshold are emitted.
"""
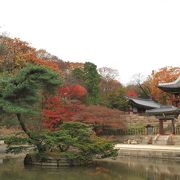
[16,113,31,138]
[16,113,45,153]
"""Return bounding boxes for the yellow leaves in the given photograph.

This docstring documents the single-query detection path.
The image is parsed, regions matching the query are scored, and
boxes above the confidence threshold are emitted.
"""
[0,36,62,75]
[149,66,180,104]
[0,36,36,73]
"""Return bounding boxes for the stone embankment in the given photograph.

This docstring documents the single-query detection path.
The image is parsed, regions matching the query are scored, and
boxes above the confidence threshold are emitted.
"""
[120,113,180,126]
[115,144,180,160]
[123,113,158,126]
[0,144,26,159]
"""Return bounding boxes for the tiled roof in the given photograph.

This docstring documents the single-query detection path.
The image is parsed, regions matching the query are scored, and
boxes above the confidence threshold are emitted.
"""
[146,106,180,115]
[158,76,180,92]
[127,97,161,109]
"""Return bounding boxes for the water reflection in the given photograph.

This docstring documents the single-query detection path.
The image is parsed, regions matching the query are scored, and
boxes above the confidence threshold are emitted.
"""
[99,157,180,180]
[0,159,3,164]
[0,157,179,180]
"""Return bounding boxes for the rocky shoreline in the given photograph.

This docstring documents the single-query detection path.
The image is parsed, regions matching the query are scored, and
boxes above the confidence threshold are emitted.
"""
[0,145,27,159]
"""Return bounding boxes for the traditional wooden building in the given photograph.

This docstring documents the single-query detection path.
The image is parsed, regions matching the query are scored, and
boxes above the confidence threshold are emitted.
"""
[146,76,180,135]
[127,97,160,114]
[158,76,180,107]
[146,106,180,135]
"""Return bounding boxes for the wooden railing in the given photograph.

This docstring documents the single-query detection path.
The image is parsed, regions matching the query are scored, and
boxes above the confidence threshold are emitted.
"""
[101,127,180,136]
[100,126,180,136]
[175,127,180,135]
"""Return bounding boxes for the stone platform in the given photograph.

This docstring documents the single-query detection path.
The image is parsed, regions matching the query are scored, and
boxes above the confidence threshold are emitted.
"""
[115,144,180,160]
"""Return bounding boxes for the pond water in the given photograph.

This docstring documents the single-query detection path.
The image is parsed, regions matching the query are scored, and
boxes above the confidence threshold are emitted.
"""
[0,157,180,180]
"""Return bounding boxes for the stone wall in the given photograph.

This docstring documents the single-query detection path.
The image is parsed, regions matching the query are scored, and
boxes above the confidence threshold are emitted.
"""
[110,114,180,144]
[117,145,180,160]
[124,113,158,126]
[112,135,149,144]
[120,113,180,127]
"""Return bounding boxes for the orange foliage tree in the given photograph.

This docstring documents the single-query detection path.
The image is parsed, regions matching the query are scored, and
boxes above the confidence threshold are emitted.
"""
[0,36,35,73]
[30,55,60,73]
[148,66,180,104]
[0,36,62,74]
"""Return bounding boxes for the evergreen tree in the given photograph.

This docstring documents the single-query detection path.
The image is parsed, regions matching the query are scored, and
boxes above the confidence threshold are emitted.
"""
[73,62,100,104]
[84,62,100,104]
[107,87,129,110]
[0,65,63,151]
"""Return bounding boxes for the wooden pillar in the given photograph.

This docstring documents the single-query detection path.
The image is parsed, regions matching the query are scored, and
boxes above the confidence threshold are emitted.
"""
[172,119,175,135]
[159,120,163,135]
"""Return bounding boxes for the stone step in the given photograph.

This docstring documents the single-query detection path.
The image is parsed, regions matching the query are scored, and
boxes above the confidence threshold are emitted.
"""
[142,136,153,144]
[157,136,169,140]
[172,136,180,145]
[155,141,167,145]
[153,135,173,145]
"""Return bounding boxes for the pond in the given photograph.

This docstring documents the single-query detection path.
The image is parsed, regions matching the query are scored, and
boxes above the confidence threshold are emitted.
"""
[0,156,180,180]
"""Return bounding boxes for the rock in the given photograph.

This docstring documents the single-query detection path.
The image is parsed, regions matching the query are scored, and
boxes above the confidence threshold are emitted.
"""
[131,140,138,144]
[0,141,4,145]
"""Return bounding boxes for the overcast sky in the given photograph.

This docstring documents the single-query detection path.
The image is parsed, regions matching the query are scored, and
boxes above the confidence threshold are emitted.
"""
[0,0,180,84]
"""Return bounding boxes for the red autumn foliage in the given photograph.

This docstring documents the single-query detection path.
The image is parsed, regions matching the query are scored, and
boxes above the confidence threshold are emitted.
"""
[43,96,80,130]
[43,85,87,130]
[70,85,87,99]
[126,90,138,97]
[43,84,126,132]
[72,105,126,129]
[58,85,87,99]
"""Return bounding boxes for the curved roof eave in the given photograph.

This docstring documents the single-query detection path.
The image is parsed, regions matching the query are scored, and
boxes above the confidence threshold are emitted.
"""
[127,97,161,109]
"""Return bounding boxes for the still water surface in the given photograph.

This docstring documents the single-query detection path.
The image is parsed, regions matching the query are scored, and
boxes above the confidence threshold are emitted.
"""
[0,157,180,180]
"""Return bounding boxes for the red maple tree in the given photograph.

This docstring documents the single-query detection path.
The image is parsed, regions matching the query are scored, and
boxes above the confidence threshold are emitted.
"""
[43,85,126,132]
[72,105,126,134]
[43,85,87,130]
[127,90,138,97]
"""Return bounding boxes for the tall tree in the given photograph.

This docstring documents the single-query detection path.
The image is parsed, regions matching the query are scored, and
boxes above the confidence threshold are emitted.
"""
[148,66,180,104]
[98,67,126,108]
[128,73,151,99]
[84,62,100,104]
[107,87,129,110]
[73,62,101,104]
[98,67,121,97]
[98,67,119,81]
[0,65,63,151]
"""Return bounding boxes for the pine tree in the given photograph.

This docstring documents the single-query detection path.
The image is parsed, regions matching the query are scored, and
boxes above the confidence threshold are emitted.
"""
[0,65,63,151]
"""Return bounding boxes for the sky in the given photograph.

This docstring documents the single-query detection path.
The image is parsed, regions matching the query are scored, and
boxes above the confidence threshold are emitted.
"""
[0,0,180,84]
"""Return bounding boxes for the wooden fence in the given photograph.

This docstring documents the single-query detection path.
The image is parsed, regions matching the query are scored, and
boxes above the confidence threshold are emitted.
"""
[102,128,147,136]
[176,127,180,135]
[101,127,180,136]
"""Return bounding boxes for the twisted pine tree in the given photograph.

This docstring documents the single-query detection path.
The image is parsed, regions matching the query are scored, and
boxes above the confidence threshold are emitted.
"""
[0,65,63,144]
